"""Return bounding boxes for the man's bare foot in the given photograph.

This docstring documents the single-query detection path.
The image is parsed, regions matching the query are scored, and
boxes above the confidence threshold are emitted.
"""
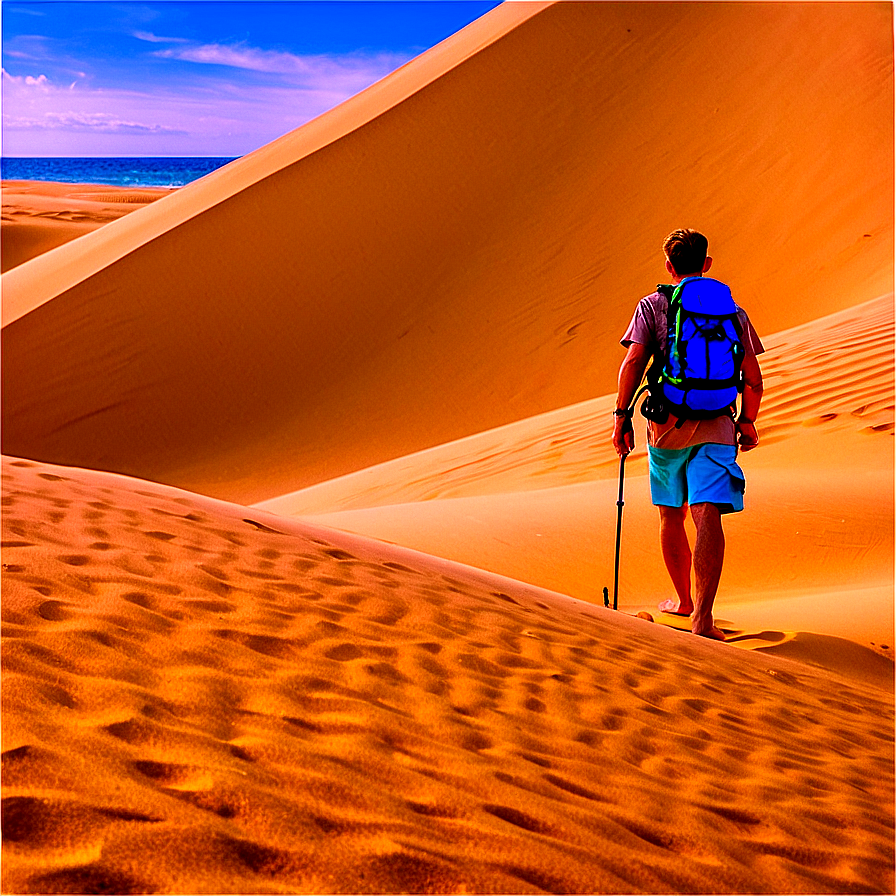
[693,625,726,641]
[658,598,693,617]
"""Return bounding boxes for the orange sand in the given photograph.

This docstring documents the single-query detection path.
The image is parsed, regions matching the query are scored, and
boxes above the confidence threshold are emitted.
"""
[2,1,892,503]
[1,1,894,893]
[3,458,894,894]
[1,181,170,274]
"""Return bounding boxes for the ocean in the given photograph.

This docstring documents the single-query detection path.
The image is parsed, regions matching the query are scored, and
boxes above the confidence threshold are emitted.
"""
[0,157,239,188]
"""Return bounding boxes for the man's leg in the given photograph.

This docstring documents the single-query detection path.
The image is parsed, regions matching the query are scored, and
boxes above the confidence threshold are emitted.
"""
[658,505,693,615]
[690,502,725,640]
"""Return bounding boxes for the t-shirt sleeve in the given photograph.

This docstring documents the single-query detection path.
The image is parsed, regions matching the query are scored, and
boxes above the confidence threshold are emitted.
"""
[621,297,658,349]
[736,309,765,356]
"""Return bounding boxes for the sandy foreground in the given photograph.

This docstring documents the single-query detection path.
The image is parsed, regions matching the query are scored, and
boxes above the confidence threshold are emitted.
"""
[2,457,894,895]
[1,1,894,894]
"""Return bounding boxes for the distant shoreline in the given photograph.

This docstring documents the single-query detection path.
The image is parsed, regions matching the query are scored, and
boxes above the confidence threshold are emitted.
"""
[0,156,239,189]
[2,179,179,190]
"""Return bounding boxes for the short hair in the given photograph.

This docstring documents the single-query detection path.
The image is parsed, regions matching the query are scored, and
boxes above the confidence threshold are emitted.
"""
[663,229,708,277]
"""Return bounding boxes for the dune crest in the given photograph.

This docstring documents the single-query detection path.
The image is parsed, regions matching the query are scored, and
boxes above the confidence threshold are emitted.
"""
[3,457,894,894]
[258,294,894,513]
[1,2,549,324]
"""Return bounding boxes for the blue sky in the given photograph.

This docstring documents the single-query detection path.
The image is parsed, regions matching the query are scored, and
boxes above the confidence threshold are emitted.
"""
[2,1,501,156]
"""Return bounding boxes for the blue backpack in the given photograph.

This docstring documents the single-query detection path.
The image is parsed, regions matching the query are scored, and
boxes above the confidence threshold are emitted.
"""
[644,277,745,424]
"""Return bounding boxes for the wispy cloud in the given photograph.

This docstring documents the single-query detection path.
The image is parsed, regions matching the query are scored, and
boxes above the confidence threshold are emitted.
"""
[133,30,189,45]
[152,40,410,91]
[2,33,54,64]
[2,69,187,140]
[4,5,47,16]
[5,110,186,135]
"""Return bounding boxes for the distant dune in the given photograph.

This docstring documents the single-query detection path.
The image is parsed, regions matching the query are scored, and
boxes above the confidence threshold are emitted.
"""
[2,2,893,893]
[1,181,170,274]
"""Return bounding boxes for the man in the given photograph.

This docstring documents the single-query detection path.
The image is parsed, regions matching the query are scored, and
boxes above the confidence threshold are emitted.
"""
[612,229,764,640]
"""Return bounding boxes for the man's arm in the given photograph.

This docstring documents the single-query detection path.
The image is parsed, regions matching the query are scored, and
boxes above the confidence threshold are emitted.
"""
[613,342,650,456]
[736,348,763,450]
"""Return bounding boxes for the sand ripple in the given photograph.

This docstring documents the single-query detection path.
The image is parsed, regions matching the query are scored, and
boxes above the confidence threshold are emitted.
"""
[3,458,893,894]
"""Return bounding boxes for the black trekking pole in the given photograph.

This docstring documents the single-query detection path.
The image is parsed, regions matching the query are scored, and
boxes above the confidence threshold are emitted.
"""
[611,384,649,611]
[612,450,627,611]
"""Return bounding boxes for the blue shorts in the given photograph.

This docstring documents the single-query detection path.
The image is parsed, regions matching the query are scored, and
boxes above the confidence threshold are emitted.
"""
[648,443,745,514]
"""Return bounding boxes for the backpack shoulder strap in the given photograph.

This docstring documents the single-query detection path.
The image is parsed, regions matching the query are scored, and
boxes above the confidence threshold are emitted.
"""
[731,306,744,340]
[656,283,675,302]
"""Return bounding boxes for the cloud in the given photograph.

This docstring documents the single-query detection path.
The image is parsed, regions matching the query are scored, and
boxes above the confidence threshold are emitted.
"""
[2,32,55,64]
[133,30,189,45]
[4,5,46,16]
[2,69,51,92]
[4,110,187,135]
[2,71,186,135]
[156,42,320,74]
[152,41,410,91]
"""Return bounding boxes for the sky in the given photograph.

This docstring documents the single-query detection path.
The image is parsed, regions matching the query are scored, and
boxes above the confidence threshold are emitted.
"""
[1,0,502,157]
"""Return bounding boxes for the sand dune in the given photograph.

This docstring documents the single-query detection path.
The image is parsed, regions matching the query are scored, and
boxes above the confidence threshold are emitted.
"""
[2,1,893,893]
[1,181,170,274]
[3,458,894,894]
[2,1,892,503]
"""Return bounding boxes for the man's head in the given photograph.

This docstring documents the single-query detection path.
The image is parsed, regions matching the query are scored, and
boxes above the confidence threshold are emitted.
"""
[663,229,712,280]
